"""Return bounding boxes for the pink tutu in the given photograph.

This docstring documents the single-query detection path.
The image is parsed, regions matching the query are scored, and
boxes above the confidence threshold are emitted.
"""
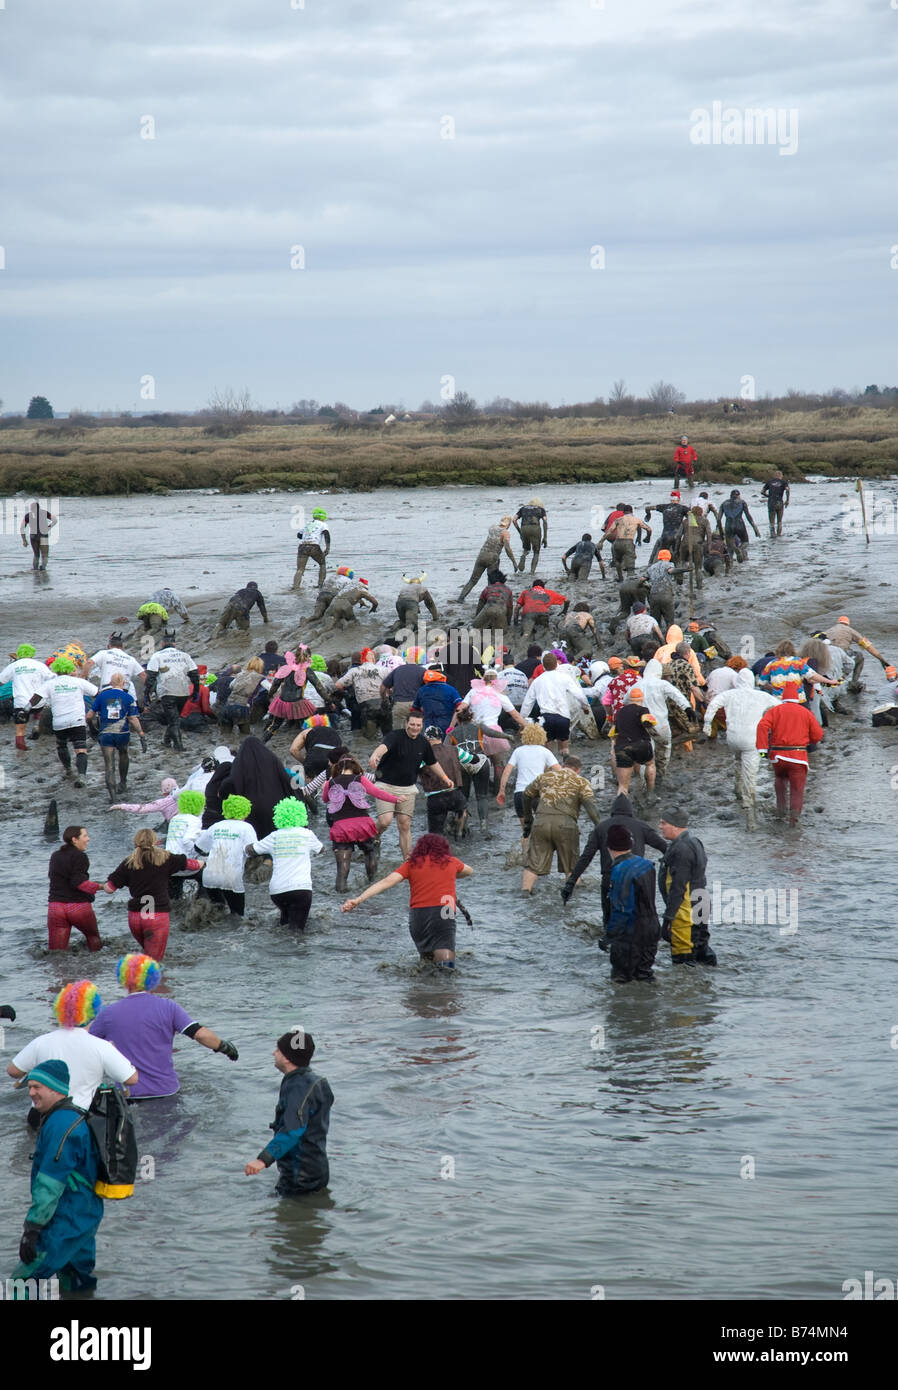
[268,696,315,720]
[329,816,378,843]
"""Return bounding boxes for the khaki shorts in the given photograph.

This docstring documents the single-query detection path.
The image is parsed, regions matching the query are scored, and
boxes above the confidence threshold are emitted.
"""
[373,781,417,818]
[391,699,414,730]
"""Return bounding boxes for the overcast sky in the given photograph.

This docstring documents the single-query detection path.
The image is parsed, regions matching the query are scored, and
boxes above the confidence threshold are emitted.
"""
[3,0,895,413]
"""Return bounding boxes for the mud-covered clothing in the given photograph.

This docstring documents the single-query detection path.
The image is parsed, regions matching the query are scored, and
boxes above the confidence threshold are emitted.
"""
[761,478,789,509]
[567,793,666,921]
[396,582,438,621]
[477,580,514,622]
[420,743,464,792]
[564,539,602,576]
[516,586,567,617]
[646,501,689,539]
[259,1066,334,1195]
[335,662,384,705]
[145,647,199,699]
[515,505,547,531]
[522,767,600,876]
[660,831,712,962]
[227,586,269,620]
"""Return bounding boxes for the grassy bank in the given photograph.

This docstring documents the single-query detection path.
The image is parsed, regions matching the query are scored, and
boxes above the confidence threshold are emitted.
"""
[2,408,897,496]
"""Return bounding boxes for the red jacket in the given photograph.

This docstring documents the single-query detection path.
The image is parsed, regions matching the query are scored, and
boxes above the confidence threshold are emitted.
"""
[755,698,823,766]
[674,445,697,472]
[517,587,566,615]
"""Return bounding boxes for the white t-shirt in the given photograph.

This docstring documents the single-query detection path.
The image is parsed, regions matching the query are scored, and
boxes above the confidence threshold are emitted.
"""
[506,745,558,791]
[501,667,529,709]
[146,647,196,697]
[89,648,144,693]
[38,675,99,730]
[13,1027,136,1111]
[626,612,657,639]
[182,765,214,794]
[0,658,50,707]
[468,690,514,725]
[706,666,740,698]
[166,812,203,865]
[253,827,324,893]
[194,820,257,891]
[521,668,587,720]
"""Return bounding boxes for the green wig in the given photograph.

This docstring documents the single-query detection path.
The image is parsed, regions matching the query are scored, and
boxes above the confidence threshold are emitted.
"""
[50,656,76,674]
[222,794,252,821]
[177,790,205,816]
[310,654,327,672]
[312,507,327,520]
[137,602,168,619]
[16,643,36,659]
[272,797,309,830]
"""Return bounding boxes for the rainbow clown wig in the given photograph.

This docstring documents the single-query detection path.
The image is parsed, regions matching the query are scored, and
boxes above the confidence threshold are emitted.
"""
[50,656,76,675]
[301,713,330,730]
[117,953,163,993]
[336,566,355,579]
[222,794,252,821]
[53,980,101,1028]
[272,797,309,830]
[402,645,426,665]
[177,790,205,816]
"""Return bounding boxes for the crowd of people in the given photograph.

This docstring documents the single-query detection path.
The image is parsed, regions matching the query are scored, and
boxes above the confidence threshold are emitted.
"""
[5,464,896,1297]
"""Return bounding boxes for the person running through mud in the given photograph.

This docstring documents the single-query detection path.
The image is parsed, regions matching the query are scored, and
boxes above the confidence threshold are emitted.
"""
[293,507,331,590]
[46,826,104,952]
[675,504,712,591]
[319,754,395,891]
[703,668,778,810]
[521,755,600,894]
[369,709,454,859]
[251,798,324,931]
[673,436,697,488]
[694,491,724,534]
[341,834,473,967]
[471,569,514,635]
[145,587,190,624]
[215,581,270,634]
[19,500,56,570]
[602,826,663,983]
[520,651,591,755]
[310,566,357,620]
[608,573,652,636]
[562,532,605,583]
[755,680,824,825]
[496,721,558,844]
[37,658,98,788]
[104,829,205,960]
[607,689,658,798]
[319,578,377,632]
[599,506,651,582]
[625,602,664,657]
[87,635,146,706]
[137,602,169,635]
[560,603,598,658]
[719,490,760,563]
[456,517,517,600]
[395,573,439,630]
[1,643,50,751]
[513,499,549,574]
[761,471,790,537]
[514,579,569,645]
[419,729,468,838]
[822,615,890,693]
[193,794,257,917]
[644,492,690,563]
[144,631,200,753]
[263,649,330,742]
[87,673,146,802]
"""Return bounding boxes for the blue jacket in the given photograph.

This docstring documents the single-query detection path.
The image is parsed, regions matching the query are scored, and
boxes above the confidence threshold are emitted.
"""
[13,1099,104,1285]
[260,1067,334,1195]
[608,853,660,938]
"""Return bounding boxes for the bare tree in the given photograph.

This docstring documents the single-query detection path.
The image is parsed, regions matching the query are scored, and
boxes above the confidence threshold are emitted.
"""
[648,380,686,412]
[203,387,256,437]
[441,390,480,426]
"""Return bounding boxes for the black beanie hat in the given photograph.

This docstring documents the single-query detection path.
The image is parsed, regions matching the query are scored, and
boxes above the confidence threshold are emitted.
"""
[277,1027,315,1067]
[607,825,633,851]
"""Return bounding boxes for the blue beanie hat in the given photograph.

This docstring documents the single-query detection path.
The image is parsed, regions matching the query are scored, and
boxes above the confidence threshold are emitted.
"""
[26,1058,71,1095]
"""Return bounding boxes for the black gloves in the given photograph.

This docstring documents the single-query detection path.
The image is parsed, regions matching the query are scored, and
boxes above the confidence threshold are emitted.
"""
[560,882,574,905]
[216,1040,239,1061]
[19,1224,41,1265]
[661,921,672,943]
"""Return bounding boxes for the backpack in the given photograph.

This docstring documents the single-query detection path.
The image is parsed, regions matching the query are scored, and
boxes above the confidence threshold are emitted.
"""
[55,1085,138,1199]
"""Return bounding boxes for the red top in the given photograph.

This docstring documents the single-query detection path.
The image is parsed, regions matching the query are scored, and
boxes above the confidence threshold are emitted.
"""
[674,445,697,471]
[395,855,465,910]
[755,699,823,766]
[517,587,567,614]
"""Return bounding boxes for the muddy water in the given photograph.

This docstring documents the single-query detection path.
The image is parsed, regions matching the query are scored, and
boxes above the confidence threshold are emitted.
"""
[1,479,897,1300]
